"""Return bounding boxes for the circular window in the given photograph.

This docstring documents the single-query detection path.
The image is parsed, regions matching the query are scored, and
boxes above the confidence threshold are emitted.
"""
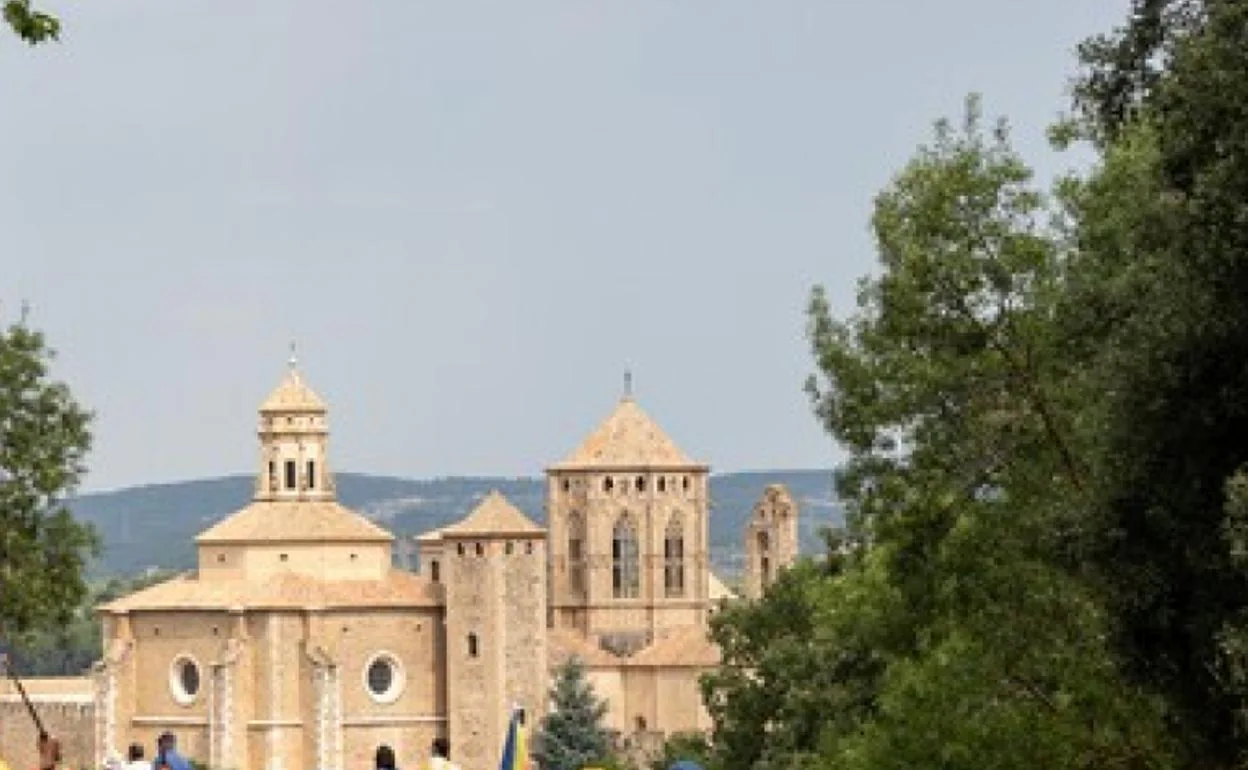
[368,659,392,693]
[169,655,201,706]
[363,652,405,704]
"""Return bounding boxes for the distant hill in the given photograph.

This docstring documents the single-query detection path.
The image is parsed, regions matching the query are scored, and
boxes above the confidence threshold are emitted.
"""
[70,470,842,580]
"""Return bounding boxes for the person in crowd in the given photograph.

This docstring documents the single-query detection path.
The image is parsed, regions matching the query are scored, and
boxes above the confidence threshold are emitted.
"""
[151,733,189,770]
[429,738,458,770]
[36,734,62,770]
[376,744,399,770]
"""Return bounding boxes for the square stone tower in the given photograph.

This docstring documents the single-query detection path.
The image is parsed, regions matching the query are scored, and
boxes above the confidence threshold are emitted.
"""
[545,382,710,654]
[441,492,548,770]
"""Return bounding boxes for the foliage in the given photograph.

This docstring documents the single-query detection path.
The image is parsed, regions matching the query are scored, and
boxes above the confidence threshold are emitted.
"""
[0,313,98,641]
[648,732,711,770]
[1060,2,1248,765]
[801,96,1175,770]
[534,657,614,770]
[586,753,637,770]
[3,0,58,44]
[704,93,1189,770]
[4,568,176,676]
[702,556,886,770]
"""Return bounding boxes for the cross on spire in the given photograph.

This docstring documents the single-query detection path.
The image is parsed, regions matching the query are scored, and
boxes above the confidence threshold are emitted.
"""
[288,340,298,371]
[623,369,633,400]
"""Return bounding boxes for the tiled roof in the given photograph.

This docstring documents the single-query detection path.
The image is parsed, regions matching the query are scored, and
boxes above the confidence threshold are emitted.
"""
[439,491,544,537]
[550,397,704,470]
[627,625,721,668]
[196,500,393,543]
[547,627,620,668]
[97,570,441,612]
[260,367,326,413]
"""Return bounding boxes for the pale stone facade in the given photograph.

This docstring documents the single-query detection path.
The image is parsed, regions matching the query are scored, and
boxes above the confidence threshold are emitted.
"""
[743,485,799,600]
[545,393,712,651]
[0,363,800,770]
[90,359,451,770]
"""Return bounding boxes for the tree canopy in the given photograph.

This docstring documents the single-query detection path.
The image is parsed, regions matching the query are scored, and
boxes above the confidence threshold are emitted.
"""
[701,3,1248,769]
[1066,2,1248,763]
[0,314,98,641]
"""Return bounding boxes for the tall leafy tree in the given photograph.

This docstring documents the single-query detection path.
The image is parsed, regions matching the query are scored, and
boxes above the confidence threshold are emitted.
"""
[534,657,613,770]
[708,4,1248,767]
[789,96,1173,769]
[0,312,97,641]
[1064,3,1248,764]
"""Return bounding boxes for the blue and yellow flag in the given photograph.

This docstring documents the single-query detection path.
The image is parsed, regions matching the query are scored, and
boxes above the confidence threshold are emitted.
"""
[499,707,529,770]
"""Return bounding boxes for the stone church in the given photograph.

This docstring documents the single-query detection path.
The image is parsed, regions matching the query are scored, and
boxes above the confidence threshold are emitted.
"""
[0,360,799,770]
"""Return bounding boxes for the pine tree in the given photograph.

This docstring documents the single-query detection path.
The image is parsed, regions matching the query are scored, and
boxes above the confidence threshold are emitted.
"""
[534,657,612,770]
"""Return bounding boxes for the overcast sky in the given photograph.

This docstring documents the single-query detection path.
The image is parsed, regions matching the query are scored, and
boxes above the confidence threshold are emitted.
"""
[0,1,1127,493]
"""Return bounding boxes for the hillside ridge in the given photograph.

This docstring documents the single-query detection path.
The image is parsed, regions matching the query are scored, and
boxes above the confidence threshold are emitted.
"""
[70,469,842,579]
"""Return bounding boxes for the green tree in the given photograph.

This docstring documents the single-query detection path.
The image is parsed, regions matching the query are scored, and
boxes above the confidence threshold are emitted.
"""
[789,96,1174,769]
[6,567,177,675]
[0,313,97,641]
[534,657,614,770]
[701,555,888,770]
[3,0,59,44]
[1064,3,1248,764]
[648,732,710,770]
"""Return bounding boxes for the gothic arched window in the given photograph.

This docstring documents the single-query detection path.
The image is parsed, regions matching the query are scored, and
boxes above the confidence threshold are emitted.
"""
[664,513,685,598]
[568,512,587,595]
[612,514,640,599]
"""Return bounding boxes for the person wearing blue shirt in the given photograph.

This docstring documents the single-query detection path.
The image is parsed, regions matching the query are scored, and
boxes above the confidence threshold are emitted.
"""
[151,732,191,770]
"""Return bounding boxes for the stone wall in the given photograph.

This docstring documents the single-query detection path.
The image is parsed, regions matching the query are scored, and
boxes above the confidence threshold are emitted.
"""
[743,485,799,600]
[444,537,498,770]
[0,678,95,770]
[548,470,710,640]
[502,536,548,729]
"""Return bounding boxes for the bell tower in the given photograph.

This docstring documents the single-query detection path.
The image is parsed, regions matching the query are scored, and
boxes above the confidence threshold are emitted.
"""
[744,485,799,600]
[254,345,335,502]
[546,375,711,650]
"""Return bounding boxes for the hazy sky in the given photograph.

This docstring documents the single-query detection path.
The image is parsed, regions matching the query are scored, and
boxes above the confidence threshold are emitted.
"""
[1,1,1128,493]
